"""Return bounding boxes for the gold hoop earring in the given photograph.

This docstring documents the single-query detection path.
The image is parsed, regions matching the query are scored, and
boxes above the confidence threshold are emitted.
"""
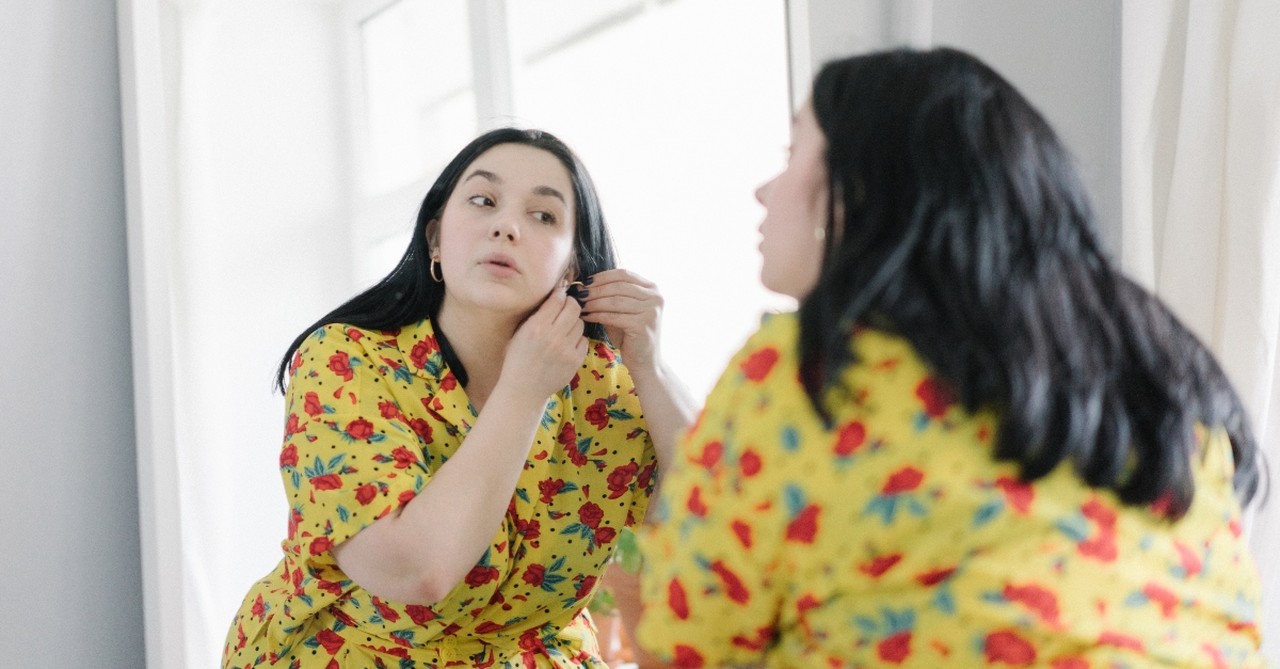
[430,258,442,283]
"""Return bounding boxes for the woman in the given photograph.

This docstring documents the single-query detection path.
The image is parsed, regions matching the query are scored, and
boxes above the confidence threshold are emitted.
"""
[223,128,695,668]
[638,48,1266,667]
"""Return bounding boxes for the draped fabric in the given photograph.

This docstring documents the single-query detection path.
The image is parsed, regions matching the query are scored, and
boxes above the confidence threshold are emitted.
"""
[1120,1,1280,660]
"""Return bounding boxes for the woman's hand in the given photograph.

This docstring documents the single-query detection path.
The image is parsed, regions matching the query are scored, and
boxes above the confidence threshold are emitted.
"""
[578,269,664,373]
[501,289,589,401]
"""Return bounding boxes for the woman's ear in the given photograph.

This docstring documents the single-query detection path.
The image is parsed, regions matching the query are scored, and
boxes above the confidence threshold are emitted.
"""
[562,253,581,284]
[425,219,441,258]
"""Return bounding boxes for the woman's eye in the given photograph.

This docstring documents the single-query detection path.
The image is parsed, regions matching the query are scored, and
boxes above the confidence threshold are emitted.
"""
[534,211,557,224]
[468,195,494,207]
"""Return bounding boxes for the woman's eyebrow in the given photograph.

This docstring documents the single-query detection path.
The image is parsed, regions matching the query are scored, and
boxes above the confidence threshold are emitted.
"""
[463,169,501,184]
[534,185,566,204]
[463,169,564,204]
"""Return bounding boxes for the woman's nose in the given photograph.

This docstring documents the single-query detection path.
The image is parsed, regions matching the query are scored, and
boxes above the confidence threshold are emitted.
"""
[489,215,519,242]
[755,179,772,205]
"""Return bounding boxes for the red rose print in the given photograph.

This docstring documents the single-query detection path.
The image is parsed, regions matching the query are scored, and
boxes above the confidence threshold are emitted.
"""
[575,574,597,600]
[309,536,333,556]
[317,579,343,595]
[694,441,723,469]
[785,504,820,543]
[739,449,763,477]
[290,350,304,376]
[878,631,912,664]
[557,422,577,446]
[464,565,500,588]
[391,446,417,469]
[310,474,342,490]
[687,486,709,517]
[304,391,324,417]
[1050,659,1089,669]
[1098,631,1144,652]
[995,476,1034,513]
[916,567,956,586]
[915,376,956,418]
[984,630,1037,665]
[372,596,400,623]
[515,518,541,542]
[731,519,753,548]
[741,346,779,381]
[835,421,867,456]
[439,371,458,391]
[280,444,298,468]
[408,418,433,443]
[378,400,399,418]
[731,627,773,651]
[398,489,417,506]
[328,352,354,382]
[1142,582,1178,618]
[316,628,345,655]
[285,413,306,435]
[518,629,546,653]
[522,564,545,587]
[673,645,705,668]
[1174,541,1202,577]
[594,342,616,362]
[607,462,639,498]
[860,553,902,578]
[578,502,604,528]
[355,483,377,506]
[251,594,265,619]
[344,327,363,341]
[409,338,435,369]
[345,418,375,440]
[585,398,610,430]
[538,478,566,504]
[668,578,690,620]
[708,560,750,604]
[1003,583,1062,627]
[594,526,617,544]
[881,467,924,494]
[637,462,657,490]
[474,621,504,635]
[405,604,437,625]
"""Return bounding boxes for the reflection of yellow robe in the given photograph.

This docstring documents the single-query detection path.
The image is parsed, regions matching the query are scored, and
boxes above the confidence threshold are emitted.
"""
[223,318,655,668]
[639,312,1264,668]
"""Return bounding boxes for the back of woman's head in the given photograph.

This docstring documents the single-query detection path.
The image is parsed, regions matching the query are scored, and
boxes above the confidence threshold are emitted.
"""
[275,127,616,391]
[799,47,1261,515]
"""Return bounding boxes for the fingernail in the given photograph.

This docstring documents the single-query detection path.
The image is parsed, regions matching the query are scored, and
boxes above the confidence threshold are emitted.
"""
[578,289,589,297]
[582,276,594,286]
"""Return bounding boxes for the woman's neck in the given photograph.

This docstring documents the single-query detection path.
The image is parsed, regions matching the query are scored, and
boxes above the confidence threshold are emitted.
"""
[435,299,521,411]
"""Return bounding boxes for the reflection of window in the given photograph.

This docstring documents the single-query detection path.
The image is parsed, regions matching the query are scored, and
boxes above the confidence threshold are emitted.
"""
[352,0,793,395]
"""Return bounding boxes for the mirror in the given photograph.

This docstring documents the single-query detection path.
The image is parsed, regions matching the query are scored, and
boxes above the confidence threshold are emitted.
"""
[119,0,796,665]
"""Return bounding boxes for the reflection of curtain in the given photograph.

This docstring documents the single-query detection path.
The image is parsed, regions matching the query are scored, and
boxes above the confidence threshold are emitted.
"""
[1121,0,1280,659]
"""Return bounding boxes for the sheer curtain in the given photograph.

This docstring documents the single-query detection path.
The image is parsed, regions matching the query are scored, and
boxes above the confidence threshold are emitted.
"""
[1120,0,1280,658]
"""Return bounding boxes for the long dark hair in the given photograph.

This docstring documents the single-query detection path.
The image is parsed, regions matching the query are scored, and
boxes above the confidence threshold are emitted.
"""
[799,47,1262,516]
[275,128,616,392]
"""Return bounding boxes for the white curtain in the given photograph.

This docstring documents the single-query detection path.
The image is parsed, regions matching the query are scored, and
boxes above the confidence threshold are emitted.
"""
[1120,0,1280,659]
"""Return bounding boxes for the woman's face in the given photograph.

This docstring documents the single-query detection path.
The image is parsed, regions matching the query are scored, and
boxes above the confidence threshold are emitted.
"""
[755,102,829,300]
[432,143,577,317]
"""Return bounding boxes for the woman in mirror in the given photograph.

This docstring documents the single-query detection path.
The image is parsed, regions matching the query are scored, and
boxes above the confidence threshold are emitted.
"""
[223,127,695,668]
[637,47,1265,667]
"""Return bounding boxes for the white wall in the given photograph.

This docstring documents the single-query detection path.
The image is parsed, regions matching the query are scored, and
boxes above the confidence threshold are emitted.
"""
[798,0,1123,256]
[0,0,146,666]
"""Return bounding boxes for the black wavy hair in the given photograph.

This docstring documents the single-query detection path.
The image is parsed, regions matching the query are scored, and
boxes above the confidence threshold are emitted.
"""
[799,47,1262,516]
[275,128,616,392]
